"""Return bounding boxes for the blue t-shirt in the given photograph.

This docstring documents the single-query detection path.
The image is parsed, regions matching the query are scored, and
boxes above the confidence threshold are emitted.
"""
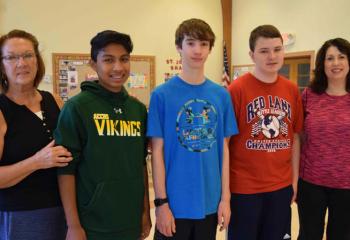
[147,76,238,219]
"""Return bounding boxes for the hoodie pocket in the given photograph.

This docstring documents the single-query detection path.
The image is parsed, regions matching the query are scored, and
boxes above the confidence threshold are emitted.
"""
[80,178,144,233]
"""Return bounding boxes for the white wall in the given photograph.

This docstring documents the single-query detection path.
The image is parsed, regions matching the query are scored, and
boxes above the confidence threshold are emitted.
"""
[0,0,223,91]
[2,0,350,89]
[232,0,350,65]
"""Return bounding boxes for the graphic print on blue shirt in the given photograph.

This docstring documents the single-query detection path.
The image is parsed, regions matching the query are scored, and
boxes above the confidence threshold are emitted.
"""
[176,99,217,152]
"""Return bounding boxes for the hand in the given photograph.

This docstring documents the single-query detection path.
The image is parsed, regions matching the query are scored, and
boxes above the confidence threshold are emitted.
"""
[66,225,87,240]
[217,200,231,231]
[33,140,73,169]
[140,208,152,239]
[291,182,298,204]
[155,204,176,237]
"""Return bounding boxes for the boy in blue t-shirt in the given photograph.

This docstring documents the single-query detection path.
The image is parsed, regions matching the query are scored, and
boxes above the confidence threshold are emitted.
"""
[147,18,238,240]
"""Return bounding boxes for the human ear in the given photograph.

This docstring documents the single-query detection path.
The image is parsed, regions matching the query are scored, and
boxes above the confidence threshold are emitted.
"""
[176,45,183,58]
[249,51,254,62]
[89,59,97,71]
[176,44,182,52]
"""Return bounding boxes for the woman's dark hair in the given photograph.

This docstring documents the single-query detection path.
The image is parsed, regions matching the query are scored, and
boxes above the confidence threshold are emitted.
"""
[310,38,350,94]
[0,29,45,92]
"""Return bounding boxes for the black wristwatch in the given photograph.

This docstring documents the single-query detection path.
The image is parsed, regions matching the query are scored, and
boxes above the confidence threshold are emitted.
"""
[154,198,168,207]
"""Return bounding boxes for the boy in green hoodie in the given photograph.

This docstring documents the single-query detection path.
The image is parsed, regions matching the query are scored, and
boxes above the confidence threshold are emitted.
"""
[55,30,151,240]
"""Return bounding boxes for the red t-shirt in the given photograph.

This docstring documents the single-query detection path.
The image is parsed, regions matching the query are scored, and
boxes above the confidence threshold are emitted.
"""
[228,73,303,194]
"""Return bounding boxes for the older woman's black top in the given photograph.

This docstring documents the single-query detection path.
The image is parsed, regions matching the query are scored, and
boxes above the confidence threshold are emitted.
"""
[0,91,61,211]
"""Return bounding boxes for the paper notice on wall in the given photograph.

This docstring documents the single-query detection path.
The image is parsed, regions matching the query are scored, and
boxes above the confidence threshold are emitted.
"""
[85,73,98,81]
[67,71,78,86]
[128,73,147,88]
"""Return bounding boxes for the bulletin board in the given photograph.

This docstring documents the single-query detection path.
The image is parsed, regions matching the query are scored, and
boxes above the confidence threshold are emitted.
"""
[232,64,254,80]
[52,53,156,106]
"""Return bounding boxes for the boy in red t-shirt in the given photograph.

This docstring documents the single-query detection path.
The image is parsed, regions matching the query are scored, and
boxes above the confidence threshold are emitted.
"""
[227,25,303,240]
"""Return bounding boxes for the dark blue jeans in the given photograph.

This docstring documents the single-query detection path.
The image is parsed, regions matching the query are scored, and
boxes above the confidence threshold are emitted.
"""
[0,207,66,240]
[228,185,293,240]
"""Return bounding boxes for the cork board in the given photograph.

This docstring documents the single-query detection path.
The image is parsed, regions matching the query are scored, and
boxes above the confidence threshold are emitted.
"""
[52,53,155,106]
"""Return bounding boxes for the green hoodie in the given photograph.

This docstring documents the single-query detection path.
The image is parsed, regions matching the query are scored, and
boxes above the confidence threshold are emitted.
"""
[55,81,147,240]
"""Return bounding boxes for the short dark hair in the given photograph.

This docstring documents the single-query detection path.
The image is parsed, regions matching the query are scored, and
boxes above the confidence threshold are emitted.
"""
[0,29,45,92]
[310,38,350,94]
[175,18,215,50]
[90,30,133,61]
[249,25,283,51]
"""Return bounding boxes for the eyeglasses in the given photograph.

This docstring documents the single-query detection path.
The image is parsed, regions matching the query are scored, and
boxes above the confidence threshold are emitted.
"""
[1,52,36,63]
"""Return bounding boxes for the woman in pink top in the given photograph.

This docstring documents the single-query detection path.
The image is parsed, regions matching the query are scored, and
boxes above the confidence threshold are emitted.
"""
[298,38,350,240]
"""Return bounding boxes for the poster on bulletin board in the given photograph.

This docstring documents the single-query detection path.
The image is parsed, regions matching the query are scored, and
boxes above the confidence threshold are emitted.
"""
[52,53,155,106]
[232,64,254,80]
